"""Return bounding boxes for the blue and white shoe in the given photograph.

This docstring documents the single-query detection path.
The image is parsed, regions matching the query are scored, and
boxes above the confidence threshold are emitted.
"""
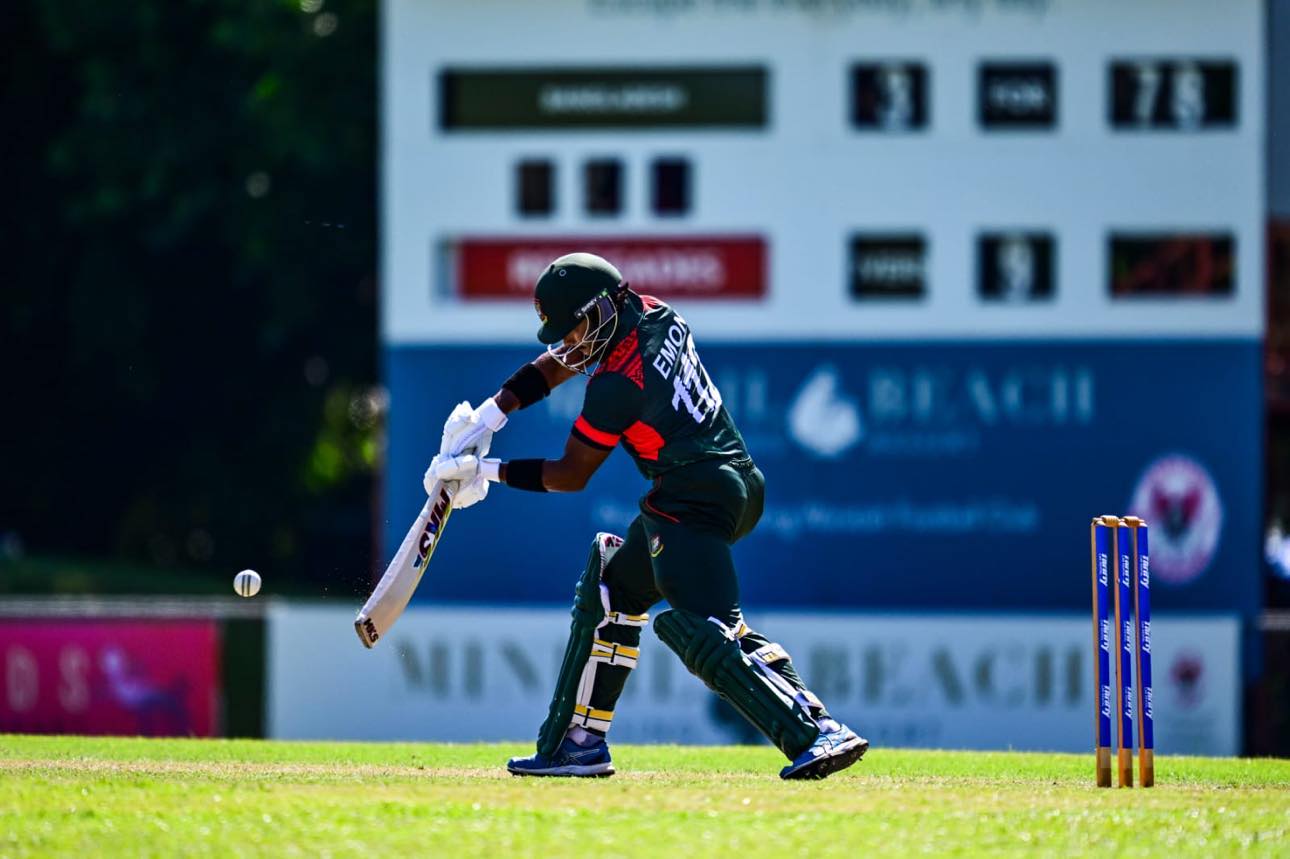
[507,735,615,777]
[779,720,868,780]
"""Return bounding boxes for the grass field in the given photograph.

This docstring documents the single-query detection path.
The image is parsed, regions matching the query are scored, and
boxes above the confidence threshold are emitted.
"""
[1,736,1287,857]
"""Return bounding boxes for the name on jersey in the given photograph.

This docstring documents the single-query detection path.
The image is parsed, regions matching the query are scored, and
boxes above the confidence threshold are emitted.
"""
[651,322,688,380]
[651,318,722,425]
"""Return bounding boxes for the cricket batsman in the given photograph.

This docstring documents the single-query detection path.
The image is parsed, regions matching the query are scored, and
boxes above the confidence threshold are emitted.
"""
[426,252,868,780]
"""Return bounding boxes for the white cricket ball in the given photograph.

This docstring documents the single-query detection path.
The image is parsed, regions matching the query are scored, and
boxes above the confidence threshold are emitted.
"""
[234,569,262,598]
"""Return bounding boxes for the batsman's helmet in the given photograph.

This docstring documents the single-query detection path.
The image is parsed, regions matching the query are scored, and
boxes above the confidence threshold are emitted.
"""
[533,253,630,374]
[533,252,626,345]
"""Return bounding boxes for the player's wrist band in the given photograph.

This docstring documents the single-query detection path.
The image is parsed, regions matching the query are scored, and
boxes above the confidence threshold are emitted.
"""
[501,363,550,409]
[479,459,502,482]
[504,458,547,492]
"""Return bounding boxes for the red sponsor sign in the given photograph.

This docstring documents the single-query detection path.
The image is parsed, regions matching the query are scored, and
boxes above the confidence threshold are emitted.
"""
[0,621,220,737]
[456,237,766,299]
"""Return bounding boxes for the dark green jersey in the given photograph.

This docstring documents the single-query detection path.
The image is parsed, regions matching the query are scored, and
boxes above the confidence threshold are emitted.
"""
[571,295,747,479]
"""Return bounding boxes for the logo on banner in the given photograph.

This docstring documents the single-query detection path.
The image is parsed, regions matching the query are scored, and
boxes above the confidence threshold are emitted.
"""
[787,367,863,458]
[1130,454,1222,584]
[1168,651,1206,711]
[783,363,1093,459]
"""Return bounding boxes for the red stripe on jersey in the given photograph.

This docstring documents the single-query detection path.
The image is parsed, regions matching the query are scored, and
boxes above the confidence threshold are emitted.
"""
[574,415,620,448]
[599,331,638,372]
[622,420,664,461]
[640,294,662,310]
[623,354,644,388]
[595,330,643,389]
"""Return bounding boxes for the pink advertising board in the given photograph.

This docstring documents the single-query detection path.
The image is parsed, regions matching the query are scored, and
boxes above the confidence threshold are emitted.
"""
[0,620,220,737]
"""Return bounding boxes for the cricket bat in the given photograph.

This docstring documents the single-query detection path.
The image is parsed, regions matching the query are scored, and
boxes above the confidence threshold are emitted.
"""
[354,479,455,648]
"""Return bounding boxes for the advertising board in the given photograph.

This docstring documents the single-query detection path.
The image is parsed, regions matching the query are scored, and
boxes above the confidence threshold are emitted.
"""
[269,605,1239,755]
[0,620,220,737]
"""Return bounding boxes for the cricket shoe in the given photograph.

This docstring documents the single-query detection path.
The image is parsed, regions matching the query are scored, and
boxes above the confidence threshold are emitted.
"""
[779,720,868,780]
[507,735,615,777]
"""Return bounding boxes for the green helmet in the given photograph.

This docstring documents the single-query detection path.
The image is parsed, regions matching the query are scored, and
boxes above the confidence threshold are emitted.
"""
[533,253,630,374]
[533,253,625,345]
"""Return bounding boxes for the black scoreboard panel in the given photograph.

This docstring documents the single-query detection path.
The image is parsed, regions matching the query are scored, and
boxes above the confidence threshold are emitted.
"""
[849,234,926,299]
[850,62,929,131]
[1108,233,1235,296]
[977,233,1055,302]
[515,159,555,217]
[439,67,767,130]
[979,62,1058,130]
[1109,60,1237,130]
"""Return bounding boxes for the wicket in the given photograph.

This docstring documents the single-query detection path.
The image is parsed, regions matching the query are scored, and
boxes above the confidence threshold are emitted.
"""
[1090,514,1154,788]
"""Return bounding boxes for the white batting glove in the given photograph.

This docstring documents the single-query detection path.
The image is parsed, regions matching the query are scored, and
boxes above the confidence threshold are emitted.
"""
[423,454,501,510]
[441,397,508,458]
[440,401,476,454]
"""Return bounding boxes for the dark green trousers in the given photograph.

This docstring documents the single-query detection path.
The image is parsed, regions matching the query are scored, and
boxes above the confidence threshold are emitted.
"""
[609,456,764,625]
[570,455,824,744]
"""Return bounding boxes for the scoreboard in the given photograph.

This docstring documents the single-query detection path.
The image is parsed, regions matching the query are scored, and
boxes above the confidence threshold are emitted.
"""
[384,0,1262,344]
[381,0,1265,657]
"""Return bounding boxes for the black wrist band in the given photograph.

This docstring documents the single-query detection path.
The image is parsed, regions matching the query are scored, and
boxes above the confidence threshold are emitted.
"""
[501,363,550,409]
[504,458,548,492]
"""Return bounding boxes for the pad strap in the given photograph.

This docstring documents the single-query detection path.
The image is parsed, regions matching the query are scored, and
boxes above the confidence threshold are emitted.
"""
[571,704,614,732]
[728,618,824,712]
[603,610,649,627]
[591,638,640,669]
[748,640,824,712]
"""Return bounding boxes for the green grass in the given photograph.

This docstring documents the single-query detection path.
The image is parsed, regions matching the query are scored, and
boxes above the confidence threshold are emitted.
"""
[1,737,1287,857]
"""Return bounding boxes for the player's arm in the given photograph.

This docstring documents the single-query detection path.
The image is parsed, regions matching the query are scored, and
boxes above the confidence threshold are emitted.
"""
[497,434,611,493]
[443,352,576,456]
[433,432,609,495]
[486,375,637,493]
[493,352,576,414]
[429,374,637,495]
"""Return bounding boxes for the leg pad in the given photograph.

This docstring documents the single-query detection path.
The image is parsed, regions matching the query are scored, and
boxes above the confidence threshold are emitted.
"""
[536,533,642,756]
[654,609,819,760]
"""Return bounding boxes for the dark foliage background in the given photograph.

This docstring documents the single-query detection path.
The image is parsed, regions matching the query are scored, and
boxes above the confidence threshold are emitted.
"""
[3,0,379,592]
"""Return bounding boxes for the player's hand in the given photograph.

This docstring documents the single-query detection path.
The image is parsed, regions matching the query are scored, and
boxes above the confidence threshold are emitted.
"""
[441,398,508,458]
[424,454,500,510]
[440,401,477,455]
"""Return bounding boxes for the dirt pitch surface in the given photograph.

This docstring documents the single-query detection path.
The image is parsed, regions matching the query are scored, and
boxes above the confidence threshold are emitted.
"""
[1,736,1287,857]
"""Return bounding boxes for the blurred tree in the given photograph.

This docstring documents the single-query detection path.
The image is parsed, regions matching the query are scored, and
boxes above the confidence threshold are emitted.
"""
[2,0,379,591]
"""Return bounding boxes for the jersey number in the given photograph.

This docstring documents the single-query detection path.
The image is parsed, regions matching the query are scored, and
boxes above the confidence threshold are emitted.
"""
[671,335,722,424]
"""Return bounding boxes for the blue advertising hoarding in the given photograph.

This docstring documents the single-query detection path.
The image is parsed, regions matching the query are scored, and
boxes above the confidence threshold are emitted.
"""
[384,339,1261,625]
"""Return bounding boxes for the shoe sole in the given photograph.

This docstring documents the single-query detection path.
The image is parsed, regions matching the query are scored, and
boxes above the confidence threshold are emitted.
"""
[780,737,869,781]
[507,763,615,778]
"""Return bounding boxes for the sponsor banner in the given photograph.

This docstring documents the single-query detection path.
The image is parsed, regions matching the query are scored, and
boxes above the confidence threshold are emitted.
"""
[0,621,220,737]
[268,605,1240,755]
[384,339,1262,622]
[454,237,766,300]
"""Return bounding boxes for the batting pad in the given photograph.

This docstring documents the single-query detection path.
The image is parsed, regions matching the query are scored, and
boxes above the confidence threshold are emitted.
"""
[654,609,820,760]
